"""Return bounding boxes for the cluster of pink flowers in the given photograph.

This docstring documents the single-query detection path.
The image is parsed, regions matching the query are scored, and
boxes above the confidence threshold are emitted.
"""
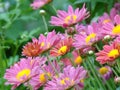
[4,1,120,90]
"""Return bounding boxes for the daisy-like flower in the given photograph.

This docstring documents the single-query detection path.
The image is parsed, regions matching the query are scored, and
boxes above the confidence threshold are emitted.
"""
[22,38,42,57]
[72,50,82,65]
[50,37,73,57]
[61,50,82,66]
[98,8,117,24]
[98,66,112,80]
[38,30,60,53]
[73,22,102,50]
[30,60,60,90]
[4,57,46,90]
[50,4,89,28]
[96,42,120,64]
[102,14,120,37]
[31,0,52,9]
[45,66,87,90]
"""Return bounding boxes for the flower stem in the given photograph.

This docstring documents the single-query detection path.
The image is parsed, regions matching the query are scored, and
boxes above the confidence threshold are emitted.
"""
[42,15,48,32]
[87,56,106,90]
[50,3,57,13]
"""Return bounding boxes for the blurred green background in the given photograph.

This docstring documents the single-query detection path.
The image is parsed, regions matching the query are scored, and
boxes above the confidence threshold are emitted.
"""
[0,0,119,89]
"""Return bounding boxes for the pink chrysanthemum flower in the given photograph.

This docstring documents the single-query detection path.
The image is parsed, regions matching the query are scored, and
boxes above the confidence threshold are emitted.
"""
[72,50,82,65]
[96,42,120,64]
[22,38,42,57]
[50,37,73,57]
[31,0,52,9]
[4,57,46,90]
[45,66,87,90]
[30,60,60,90]
[98,8,117,24]
[61,50,82,66]
[102,14,120,37]
[38,30,60,52]
[98,66,112,80]
[73,22,101,49]
[50,5,89,28]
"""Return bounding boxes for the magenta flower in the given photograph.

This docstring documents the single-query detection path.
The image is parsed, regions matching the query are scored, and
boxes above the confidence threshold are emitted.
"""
[73,22,102,50]
[50,5,89,28]
[98,8,117,24]
[96,42,120,64]
[30,60,60,90]
[98,66,112,80]
[38,30,60,52]
[31,0,52,9]
[4,57,46,90]
[102,14,120,37]
[45,66,87,90]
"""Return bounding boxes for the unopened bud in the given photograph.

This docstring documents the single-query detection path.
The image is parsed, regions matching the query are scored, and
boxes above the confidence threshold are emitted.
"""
[104,35,111,41]
[88,50,94,55]
[114,77,120,83]
[39,10,46,15]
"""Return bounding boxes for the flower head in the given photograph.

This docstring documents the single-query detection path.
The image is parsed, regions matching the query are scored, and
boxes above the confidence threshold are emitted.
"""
[73,22,101,49]
[22,38,42,57]
[38,30,60,52]
[50,37,73,57]
[101,14,120,37]
[50,5,89,28]
[45,66,87,90]
[99,66,112,80]
[96,42,120,64]
[30,60,60,90]
[31,0,52,9]
[4,57,44,90]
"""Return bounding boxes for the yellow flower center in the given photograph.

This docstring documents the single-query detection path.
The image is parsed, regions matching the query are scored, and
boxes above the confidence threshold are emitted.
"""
[112,25,120,34]
[99,67,108,75]
[80,79,84,83]
[74,56,82,65]
[103,19,111,24]
[108,49,119,58]
[16,69,31,81]
[41,42,45,47]
[60,77,70,85]
[58,46,68,55]
[64,14,77,24]
[85,33,96,44]
[39,73,46,83]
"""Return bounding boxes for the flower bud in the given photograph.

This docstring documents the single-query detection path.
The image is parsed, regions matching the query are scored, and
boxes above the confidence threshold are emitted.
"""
[114,77,120,83]
[39,10,46,15]
[88,50,94,55]
[104,35,111,41]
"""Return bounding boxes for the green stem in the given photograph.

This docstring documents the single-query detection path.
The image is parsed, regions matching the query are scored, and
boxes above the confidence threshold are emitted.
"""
[46,54,59,76]
[112,68,119,77]
[94,44,100,51]
[87,57,106,90]
[50,3,57,13]
[42,15,48,32]
[83,59,97,88]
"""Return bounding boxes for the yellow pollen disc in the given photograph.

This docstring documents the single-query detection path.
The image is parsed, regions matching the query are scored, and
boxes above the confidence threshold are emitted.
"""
[64,14,77,24]
[103,19,111,24]
[108,49,119,58]
[41,42,45,47]
[85,33,96,44]
[99,67,108,75]
[58,46,68,55]
[39,73,46,83]
[74,56,82,65]
[60,79,65,85]
[112,25,120,34]
[60,77,70,85]
[16,69,31,80]
[80,79,84,83]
